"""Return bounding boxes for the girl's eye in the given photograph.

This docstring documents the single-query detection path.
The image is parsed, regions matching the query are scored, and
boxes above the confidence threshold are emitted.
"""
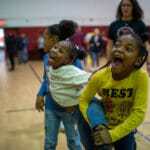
[59,49,64,53]
[122,4,132,7]
[52,46,57,51]
[114,43,120,48]
[126,47,133,52]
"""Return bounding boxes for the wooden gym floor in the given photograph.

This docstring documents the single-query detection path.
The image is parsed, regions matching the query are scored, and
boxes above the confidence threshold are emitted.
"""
[0,49,150,150]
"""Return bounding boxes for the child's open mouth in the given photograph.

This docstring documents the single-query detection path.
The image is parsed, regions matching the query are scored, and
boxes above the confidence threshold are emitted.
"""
[48,53,56,63]
[112,55,123,69]
[114,57,123,66]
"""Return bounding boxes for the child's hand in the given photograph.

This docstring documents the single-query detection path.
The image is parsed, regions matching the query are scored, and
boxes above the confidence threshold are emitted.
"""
[35,95,45,112]
[93,125,112,146]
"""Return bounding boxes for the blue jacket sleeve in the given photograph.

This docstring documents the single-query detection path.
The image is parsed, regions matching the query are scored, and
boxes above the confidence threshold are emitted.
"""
[73,59,83,70]
[37,68,47,96]
[37,55,48,96]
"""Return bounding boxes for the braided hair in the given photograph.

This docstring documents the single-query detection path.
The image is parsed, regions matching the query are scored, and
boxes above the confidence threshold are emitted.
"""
[128,32,148,69]
[59,40,86,63]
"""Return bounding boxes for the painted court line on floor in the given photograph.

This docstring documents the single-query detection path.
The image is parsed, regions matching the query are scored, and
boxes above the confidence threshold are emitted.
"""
[29,63,42,83]
[137,130,150,143]
[6,108,35,113]
[142,121,150,125]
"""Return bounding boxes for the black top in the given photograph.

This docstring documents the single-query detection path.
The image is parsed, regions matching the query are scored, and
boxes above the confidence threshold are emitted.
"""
[89,36,103,53]
[5,35,16,53]
[108,19,149,42]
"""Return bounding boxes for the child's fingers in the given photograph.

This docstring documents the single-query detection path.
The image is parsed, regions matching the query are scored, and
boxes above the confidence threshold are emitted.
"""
[35,96,45,112]
[38,104,44,112]
[39,102,45,111]
[93,131,104,146]
[36,105,41,112]
[35,103,39,111]
[99,127,112,144]
[93,128,112,145]
[40,106,44,111]
[35,102,42,112]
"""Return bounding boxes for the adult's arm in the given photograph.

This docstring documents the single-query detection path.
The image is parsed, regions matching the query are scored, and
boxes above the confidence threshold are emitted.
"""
[144,41,150,76]
[106,39,114,61]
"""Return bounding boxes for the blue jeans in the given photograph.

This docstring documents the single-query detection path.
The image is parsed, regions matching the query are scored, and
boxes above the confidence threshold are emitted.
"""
[73,108,95,150]
[87,99,107,128]
[90,51,101,68]
[23,47,28,61]
[18,50,24,63]
[87,99,135,150]
[44,108,82,150]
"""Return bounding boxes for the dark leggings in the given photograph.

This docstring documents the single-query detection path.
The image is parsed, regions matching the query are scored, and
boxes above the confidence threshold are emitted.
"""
[9,52,15,69]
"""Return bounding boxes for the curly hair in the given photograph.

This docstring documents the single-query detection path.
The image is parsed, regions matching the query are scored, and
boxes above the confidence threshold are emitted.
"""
[116,0,144,20]
[46,20,77,41]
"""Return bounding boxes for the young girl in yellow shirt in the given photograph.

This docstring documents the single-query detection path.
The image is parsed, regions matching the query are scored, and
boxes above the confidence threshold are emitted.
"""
[79,32,149,150]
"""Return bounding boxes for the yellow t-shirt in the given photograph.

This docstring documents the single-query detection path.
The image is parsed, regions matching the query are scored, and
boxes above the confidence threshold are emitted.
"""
[79,67,149,142]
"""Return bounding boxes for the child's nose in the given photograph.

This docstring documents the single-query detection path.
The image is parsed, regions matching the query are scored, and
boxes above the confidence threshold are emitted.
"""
[51,47,55,51]
[113,46,123,53]
[51,47,57,54]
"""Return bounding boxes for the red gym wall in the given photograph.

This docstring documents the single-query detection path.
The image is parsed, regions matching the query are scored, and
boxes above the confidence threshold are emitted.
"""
[4,26,150,59]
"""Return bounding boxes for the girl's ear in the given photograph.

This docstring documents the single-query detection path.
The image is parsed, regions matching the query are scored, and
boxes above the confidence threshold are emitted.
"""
[68,58,75,65]
[50,35,59,45]
[64,58,74,65]
[134,56,143,68]
[53,35,59,43]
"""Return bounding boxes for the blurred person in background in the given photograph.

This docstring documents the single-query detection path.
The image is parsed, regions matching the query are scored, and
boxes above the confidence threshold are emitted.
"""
[16,33,24,64]
[69,25,88,69]
[21,33,29,63]
[37,31,44,60]
[89,28,103,72]
[101,30,108,57]
[5,33,16,71]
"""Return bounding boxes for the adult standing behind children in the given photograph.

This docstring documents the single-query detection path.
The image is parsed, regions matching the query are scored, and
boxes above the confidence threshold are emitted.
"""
[5,33,16,71]
[35,20,94,150]
[21,33,29,63]
[16,34,24,64]
[106,0,150,76]
[37,31,44,60]
[69,25,87,69]
[89,28,103,72]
